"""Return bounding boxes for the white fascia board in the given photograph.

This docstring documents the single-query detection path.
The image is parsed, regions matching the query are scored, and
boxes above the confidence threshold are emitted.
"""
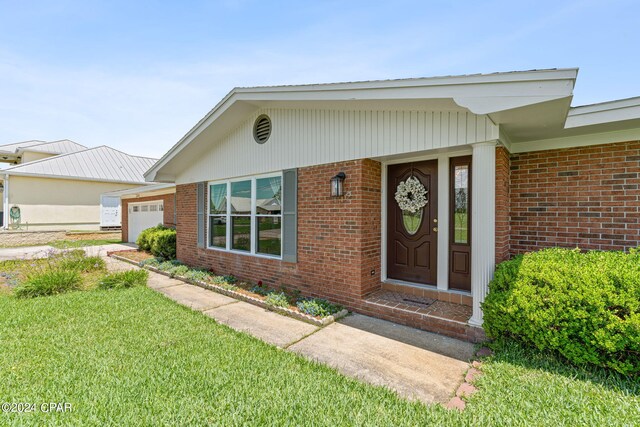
[566,97,640,128]
[104,183,175,197]
[145,69,578,181]
[510,127,640,153]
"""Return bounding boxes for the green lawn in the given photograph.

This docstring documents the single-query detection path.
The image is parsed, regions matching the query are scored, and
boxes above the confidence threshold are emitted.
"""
[0,288,638,426]
[48,239,122,249]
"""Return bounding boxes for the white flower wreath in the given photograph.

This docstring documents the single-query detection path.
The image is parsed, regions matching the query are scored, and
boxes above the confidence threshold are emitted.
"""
[394,176,428,213]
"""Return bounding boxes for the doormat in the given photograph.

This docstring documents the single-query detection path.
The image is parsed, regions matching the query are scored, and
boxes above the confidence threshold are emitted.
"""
[402,297,435,308]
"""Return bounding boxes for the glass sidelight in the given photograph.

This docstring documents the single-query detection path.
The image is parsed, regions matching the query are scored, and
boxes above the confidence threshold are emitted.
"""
[449,156,472,291]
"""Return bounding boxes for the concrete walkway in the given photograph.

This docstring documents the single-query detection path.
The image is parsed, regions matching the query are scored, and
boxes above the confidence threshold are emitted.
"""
[2,245,476,405]
[103,257,476,404]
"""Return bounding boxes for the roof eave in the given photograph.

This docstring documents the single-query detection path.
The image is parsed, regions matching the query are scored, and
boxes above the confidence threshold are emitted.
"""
[145,68,579,182]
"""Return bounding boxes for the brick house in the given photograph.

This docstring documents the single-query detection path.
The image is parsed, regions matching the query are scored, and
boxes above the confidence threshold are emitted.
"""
[144,69,640,341]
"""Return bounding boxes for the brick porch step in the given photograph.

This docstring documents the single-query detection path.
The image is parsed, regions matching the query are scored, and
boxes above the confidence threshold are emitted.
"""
[361,290,485,343]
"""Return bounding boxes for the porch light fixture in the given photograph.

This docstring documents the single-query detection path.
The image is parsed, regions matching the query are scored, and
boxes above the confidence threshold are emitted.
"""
[330,172,346,197]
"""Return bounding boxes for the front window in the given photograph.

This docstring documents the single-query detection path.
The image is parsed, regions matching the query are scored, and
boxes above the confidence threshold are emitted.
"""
[208,174,282,257]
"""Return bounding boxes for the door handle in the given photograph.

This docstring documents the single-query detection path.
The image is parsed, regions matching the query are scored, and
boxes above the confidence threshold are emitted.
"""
[433,227,438,232]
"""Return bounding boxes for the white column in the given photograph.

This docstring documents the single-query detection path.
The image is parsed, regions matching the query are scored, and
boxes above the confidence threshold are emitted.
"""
[436,155,449,290]
[469,142,496,326]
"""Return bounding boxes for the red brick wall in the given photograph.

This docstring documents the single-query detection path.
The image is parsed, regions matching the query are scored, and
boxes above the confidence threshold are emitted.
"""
[121,193,176,242]
[176,159,382,308]
[495,146,511,262]
[510,140,640,254]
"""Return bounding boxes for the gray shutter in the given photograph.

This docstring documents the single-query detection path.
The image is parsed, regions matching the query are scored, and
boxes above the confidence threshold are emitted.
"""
[196,182,205,248]
[282,169,298,262]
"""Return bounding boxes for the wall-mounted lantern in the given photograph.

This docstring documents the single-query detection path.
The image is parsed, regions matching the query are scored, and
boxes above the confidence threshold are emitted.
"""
[330,172,346,197]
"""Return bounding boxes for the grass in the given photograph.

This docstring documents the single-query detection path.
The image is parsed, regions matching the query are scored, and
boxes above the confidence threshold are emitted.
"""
[0,286,638,425]
[49,239,122,249]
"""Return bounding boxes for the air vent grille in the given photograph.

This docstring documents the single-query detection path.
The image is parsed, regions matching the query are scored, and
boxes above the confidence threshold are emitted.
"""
[253,115,272,144]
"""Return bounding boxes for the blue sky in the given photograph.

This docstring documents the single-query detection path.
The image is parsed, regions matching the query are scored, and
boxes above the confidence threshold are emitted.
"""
[0,0,638,158]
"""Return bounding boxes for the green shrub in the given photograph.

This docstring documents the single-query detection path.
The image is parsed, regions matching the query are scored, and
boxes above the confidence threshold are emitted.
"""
[483,248,640,376]
[150,229,177,260]
[15,270,82,298]
[99,270,149,290]
[136,225,168,251]
[58,254,105,272]
[265,291,290,308]
[297,298,342,318]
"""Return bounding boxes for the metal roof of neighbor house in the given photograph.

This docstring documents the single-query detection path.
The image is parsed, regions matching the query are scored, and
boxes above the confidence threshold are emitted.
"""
[0,139,88,155]
[0,140,47,153]
[3,146,158,184]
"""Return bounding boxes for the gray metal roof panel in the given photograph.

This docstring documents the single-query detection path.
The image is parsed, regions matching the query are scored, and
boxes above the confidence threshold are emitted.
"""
[4,146,158,183]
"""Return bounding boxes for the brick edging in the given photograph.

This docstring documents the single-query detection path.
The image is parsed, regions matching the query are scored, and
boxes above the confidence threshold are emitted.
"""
[109,253,349,327]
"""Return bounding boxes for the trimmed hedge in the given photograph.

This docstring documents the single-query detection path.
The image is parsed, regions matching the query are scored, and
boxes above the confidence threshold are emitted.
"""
[136,225,176,260]
[150,229,177,260]
[483,248,640,376]
[136,225,168,252]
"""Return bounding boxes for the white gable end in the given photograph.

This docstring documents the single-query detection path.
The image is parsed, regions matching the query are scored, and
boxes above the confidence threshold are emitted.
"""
[176,107,498,184]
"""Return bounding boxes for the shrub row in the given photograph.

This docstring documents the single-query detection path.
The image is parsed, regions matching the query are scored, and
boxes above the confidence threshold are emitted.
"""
[483,248,640,376]
[139,258,343,318]
[136,225,177,259]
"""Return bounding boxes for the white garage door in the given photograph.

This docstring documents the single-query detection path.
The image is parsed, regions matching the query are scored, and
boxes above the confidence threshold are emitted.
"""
[128,201,164,243]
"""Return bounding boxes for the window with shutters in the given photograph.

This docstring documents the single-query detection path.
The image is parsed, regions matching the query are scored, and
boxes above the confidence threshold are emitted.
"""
[207,173,282,258]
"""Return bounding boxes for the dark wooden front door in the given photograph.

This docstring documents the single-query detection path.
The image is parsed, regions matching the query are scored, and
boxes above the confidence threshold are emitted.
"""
[387,160,438,285]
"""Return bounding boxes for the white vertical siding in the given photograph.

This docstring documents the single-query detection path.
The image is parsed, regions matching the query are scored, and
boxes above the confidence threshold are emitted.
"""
[177,108,498,184]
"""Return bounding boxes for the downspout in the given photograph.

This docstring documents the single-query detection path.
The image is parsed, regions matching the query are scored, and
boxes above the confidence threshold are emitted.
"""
[2,173,8,230]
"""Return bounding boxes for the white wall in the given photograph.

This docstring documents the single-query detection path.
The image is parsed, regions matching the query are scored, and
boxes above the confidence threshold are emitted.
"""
[7,176,139,230]
[177,108,498,183]
[21,151,57,163]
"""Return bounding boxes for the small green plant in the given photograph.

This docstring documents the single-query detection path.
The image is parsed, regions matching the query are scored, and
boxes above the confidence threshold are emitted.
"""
[168,265,190,278]
[14,270,82,298]
[250,284,270,296]
[265,291,290,308]
[183,269,212,282]
[297,298,342,317]
[58,254,106,272]
[158,261,176,271]
[223,275,237,284]
[139,258,161,268]
[99,270,149,289]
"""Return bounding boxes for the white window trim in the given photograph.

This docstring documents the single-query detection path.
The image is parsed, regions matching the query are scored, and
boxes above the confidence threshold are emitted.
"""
[128,200,164,214]
[207,172,283,259]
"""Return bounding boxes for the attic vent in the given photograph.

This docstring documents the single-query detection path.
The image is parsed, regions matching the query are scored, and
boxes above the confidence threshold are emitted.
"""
[253,114,272,144]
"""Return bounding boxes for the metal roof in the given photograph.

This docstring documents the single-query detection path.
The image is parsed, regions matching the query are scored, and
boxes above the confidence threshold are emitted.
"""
[0,140,47,153]
[0,139,87,155]
[3,146,158,184]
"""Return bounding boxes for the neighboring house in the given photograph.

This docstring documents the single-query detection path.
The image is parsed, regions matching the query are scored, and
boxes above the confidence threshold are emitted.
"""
[103,183,176,243]
[144,68,640,341]
[1,141,157,231]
